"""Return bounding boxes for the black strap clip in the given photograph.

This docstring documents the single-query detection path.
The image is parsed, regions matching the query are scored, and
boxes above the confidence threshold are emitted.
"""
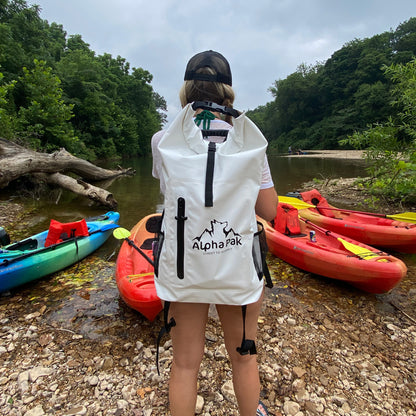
[192,101,240,118]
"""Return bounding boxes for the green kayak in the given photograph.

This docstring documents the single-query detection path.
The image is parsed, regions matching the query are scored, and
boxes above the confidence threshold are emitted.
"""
[0,211,119,292]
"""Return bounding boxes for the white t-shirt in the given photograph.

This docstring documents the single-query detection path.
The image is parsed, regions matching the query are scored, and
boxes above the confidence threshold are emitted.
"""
[151,119,275,194]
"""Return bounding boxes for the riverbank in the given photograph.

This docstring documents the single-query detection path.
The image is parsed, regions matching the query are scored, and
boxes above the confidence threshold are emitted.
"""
[286,150,365,159]
[0,151,415,416]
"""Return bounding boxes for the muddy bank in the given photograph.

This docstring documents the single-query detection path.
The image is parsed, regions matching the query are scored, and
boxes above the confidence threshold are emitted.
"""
[0,159,415,416]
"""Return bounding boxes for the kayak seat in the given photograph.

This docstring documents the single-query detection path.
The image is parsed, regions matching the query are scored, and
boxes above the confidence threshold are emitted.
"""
[300,189,336,218]
[141,238,157,250]
[145,215,162,233]
[287,233,307,238]
[8,238,38,251]
[0,227,10,246]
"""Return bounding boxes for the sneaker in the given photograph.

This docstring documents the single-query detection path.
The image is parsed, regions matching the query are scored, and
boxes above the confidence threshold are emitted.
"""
[256,400,270,416]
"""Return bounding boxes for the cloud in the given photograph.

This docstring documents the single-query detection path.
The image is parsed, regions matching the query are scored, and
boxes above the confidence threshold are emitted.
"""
[32,0,415,121]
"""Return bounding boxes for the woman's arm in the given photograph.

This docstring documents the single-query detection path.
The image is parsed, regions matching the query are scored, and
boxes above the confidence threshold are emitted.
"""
[255,187,278,222]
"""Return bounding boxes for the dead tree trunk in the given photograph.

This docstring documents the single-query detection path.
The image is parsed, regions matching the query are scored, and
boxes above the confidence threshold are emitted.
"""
[0,138,135,208]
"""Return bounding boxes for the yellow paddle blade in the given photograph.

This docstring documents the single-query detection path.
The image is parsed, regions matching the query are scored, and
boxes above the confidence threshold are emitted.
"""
[113,227,131,239]
[127,272,154,282]
[337,238,386,261]
[278,195,315,209]
[387,212,416,223]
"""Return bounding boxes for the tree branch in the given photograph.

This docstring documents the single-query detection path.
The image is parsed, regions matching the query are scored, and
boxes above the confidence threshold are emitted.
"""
[0,138,135,208]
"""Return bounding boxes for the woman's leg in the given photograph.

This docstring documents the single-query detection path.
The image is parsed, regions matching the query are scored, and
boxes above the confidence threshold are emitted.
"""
[168,302,209,416]
[216,290,264,416]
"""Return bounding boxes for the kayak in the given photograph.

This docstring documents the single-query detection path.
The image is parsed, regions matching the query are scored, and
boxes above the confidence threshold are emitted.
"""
[115,213,162,321]
[258,203,407,294]
[284,189,416,253]
[0,211,120,292]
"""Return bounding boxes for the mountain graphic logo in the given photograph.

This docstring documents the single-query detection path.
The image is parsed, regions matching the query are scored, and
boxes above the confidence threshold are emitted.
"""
[192,219,242,252]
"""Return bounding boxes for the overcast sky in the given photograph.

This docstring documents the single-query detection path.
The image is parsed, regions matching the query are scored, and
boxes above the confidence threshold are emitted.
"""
[31,0,415,123]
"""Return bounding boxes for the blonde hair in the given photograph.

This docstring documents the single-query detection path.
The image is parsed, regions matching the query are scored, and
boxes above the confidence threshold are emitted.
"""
[179,67,235,124]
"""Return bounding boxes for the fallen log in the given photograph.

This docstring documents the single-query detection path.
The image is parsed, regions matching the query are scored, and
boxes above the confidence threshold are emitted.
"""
[0,138,135,208]
[34,173,118,210]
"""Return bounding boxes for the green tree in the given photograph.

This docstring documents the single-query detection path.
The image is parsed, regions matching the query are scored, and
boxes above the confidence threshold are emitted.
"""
[16,59,77,151]
[0,0,66,78]
[341,60,416,203]
[0,0,165,159]
[0,70,16,138]
[252,18,416,152]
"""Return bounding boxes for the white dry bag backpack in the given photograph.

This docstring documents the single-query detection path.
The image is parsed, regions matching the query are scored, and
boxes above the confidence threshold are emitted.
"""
[154,102,272,367]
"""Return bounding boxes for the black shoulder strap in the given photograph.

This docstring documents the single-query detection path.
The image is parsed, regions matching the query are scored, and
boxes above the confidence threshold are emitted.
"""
[236,305,257,356]
[156,301,176,375]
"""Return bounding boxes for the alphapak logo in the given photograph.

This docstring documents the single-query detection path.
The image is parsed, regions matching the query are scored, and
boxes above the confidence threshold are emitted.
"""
[192,219,242,253]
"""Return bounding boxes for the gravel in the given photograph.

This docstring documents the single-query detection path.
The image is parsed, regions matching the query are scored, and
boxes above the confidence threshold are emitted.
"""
[1,173,415,416]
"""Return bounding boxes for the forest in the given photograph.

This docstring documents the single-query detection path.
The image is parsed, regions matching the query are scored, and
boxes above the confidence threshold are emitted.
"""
[0,0,166,160]
[0,0,415,162]
[247,17,416,153]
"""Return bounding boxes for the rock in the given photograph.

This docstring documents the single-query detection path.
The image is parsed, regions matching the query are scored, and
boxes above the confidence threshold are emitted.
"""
[60,406,87,415]
[214,344,227,360]
[293,367,306,378]
[29,367,53,382]
[98,356,114,371]
[136,341,144,351]
[367,380,380,394]
[25,312,40,320]
[24,405,45,416]
[221,380,235,402]
[18,370,29,393]
[283,400,300,415]
[195,395,204,414]
[87,375,99,386]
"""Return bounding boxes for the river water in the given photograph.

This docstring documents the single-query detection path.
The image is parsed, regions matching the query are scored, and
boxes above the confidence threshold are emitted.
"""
[0,154,372,260]
[13,155,368,234]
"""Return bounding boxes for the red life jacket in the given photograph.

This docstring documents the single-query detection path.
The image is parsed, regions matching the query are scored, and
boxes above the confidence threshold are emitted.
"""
[274,203,302,235]
[44,219,89,247]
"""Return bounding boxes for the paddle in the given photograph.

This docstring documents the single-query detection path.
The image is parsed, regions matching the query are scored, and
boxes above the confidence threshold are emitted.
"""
[300,218,386,260]
[279,195,416,224]
[113,227,155,267]
[126,272,154,282]
[0,222,119,267]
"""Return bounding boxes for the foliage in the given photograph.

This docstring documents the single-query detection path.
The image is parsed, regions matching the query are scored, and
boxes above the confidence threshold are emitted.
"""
[16,59,77,151]
[341,60,416,203]
[0,0,166,160]
[0,70,16,138]
[248,18,416,152]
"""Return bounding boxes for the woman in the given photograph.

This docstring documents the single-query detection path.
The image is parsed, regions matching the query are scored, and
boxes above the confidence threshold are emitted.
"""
[151,50,278,416]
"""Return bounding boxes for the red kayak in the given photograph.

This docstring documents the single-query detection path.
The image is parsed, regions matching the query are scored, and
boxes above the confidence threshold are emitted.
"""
[292,189,416,253]
[258,203,407,294]
[115,214,162,321]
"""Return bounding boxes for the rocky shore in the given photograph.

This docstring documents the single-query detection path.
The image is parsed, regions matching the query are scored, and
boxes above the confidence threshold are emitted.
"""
[0,151,415,416]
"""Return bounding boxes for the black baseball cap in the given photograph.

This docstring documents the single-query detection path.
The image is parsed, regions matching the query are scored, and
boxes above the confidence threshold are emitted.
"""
[184,50,232,86]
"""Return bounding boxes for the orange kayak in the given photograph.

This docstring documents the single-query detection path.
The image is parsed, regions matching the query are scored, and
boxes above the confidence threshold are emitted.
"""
[258,203,407,294]
[295,189,416,253]
[115,214,162,321]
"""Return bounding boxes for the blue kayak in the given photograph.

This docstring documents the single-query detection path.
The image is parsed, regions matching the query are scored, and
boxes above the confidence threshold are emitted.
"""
[0,211,120,292]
